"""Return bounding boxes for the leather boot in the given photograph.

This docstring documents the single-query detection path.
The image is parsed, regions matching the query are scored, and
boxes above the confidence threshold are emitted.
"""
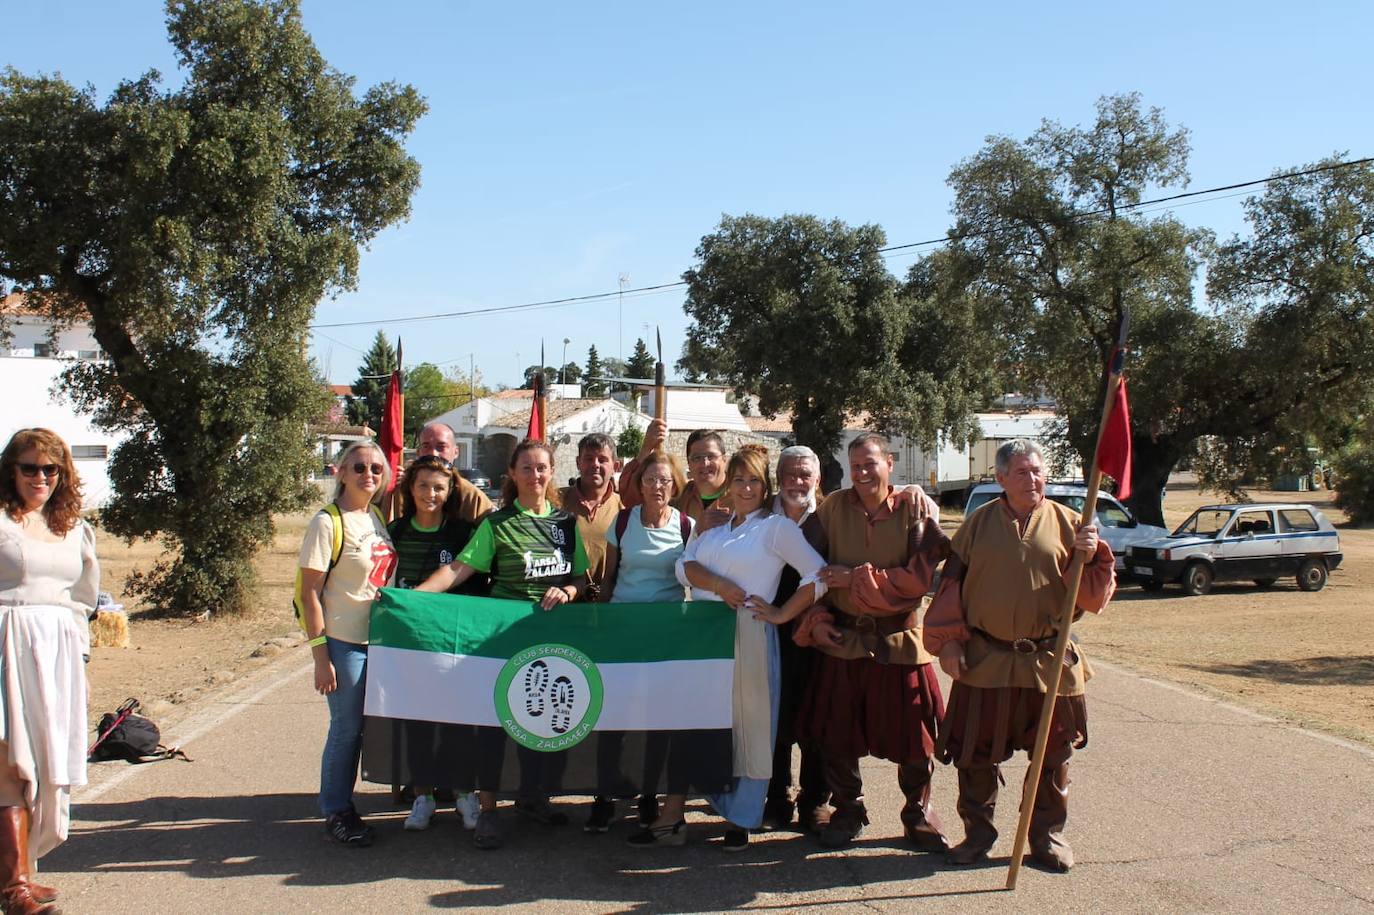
[897,759,948,853]
[946,765,999,865]
[818,755,868,849]
[0,807,59,914]
[1029,761,1073,872]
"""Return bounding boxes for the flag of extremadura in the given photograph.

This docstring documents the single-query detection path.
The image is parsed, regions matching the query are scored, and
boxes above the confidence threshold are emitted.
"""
[361,591,737,795]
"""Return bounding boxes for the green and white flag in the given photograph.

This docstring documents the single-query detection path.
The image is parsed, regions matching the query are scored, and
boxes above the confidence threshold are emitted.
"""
[361,590,737,794]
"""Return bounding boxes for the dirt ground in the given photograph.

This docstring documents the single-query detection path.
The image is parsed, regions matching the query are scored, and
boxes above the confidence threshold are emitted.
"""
[87,483,1374,751]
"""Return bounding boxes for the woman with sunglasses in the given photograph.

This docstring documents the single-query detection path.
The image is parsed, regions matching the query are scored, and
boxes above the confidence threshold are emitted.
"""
[389,456,484,833]
[417,438,590,850]
[0,429,97,913]
[297,440,398,847]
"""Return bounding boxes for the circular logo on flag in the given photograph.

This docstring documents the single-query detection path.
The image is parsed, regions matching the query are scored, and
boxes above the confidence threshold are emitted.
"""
[493,643,604,752]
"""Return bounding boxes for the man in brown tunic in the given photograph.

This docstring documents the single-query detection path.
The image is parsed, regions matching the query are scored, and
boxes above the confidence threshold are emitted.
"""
[924,438,1114,872]
[787,433,950,851]
[417,421,493,523]
[556,432,622,599]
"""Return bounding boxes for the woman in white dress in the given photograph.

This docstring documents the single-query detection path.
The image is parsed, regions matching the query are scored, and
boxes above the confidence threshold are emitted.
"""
[638,445,826,851]
[0,429,99,914]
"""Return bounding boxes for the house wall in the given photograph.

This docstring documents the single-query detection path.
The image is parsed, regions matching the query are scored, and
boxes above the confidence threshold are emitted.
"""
[0,357,125,508]
[4,316,101,357]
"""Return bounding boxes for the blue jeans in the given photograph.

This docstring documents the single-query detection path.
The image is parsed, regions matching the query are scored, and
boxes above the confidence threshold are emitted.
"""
[319,638,368,817]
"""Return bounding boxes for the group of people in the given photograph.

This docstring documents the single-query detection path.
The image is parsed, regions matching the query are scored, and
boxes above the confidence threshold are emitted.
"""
[297,418,1116,872]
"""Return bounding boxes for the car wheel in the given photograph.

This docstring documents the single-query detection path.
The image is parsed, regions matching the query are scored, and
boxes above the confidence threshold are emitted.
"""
[1140,579,1165,593]
[1182,562,1213,597]
[1253,578,1277,588]
[1296,559,1328,592]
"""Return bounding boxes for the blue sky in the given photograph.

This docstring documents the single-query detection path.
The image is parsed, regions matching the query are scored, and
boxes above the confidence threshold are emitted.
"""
[7,1,1372,387]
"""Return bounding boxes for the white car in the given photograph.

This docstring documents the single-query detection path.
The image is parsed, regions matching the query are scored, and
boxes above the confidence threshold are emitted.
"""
[964,481,1169,573]
[1126,503,1343,596]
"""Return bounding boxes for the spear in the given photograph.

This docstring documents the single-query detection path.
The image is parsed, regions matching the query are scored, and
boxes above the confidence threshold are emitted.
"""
[654,327,666,456]
[537,338,548,441]
[1005,310,1130,889]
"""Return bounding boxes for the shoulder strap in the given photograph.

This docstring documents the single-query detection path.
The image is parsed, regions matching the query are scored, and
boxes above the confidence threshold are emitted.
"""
[614,507,632,544]
[323,503,345,570]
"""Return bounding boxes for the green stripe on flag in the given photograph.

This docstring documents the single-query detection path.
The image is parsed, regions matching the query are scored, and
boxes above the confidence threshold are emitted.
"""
[370,590,735,663]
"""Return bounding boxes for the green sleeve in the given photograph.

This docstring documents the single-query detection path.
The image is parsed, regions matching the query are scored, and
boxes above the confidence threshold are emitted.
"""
[456,517,496,572]
[572,524,589,576]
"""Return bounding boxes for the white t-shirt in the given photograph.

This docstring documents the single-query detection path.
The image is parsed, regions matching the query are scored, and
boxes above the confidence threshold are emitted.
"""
[607,506,693,603]
[298,506,397,645]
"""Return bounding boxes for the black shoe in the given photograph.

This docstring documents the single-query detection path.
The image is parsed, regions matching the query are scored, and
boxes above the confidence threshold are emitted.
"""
[515,796,569,826]
[818,813,866,849]
[584,797,616,833]
[760,798,795,831]
[722,827,750,852]
[626,819,687,847]
[325,809,374,847]
[637,795,660,826]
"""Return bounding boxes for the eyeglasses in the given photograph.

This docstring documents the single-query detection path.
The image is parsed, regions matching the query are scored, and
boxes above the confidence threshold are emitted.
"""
[17,463,60,480]
[352,462,385,476]
[642,476,674,488]
[687,452,722,466]
[411,455,452,470]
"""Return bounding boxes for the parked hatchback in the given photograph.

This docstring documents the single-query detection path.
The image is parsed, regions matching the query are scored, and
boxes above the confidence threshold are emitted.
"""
[964,481,1170,573]
[1126,503,1342,595]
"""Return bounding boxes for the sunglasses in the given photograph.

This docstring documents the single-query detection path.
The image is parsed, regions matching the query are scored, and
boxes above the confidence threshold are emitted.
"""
[411,455,452,470]
[352,462,386,476]
[17,463,60,480]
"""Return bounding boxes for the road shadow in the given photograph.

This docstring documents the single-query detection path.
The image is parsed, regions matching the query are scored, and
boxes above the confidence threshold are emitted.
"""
[1186,655,1374,686]
[46,792,1004,911]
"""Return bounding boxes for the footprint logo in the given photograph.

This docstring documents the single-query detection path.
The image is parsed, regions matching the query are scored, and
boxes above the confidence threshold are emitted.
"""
[524,660,549,717]
[550,676,576,734]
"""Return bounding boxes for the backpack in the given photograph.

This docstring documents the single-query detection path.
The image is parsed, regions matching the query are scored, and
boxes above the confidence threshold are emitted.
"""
[613,506,692,546]
[88,699,191,764]
[292,502,387,634]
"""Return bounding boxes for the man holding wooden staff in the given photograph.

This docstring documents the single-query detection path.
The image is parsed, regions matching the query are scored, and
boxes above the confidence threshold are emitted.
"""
[923,438,1115,872]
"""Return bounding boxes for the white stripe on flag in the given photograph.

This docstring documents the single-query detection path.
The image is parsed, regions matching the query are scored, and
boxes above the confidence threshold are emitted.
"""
[363,645,734,730]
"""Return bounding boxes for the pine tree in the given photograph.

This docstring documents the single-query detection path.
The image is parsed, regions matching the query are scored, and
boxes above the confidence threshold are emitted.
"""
[346,331,397,430]
[626,337,656,381]
[583,345,606,397]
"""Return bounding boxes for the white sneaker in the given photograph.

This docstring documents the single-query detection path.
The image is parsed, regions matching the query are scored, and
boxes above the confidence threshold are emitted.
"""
[404,793,437,831]
[455,792,481,830]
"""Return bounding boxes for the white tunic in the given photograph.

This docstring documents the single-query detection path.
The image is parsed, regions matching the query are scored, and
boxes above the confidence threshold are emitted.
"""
[676,509,826,778]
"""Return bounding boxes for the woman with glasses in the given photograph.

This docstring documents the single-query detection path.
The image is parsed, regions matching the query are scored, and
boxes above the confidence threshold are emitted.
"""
[297,440,398,847]
[0,429,97,913]
[389,455,484,833]
[417,438,589,850]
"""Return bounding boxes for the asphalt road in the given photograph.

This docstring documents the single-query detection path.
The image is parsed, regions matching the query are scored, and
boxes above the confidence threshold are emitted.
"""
[42,651,1374,913]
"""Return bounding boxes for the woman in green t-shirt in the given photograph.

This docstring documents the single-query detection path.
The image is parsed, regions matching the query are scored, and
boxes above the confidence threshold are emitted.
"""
[417,439,589,849]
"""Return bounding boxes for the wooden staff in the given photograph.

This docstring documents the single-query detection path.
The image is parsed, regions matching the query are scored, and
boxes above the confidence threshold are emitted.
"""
[387,338,405,522]
[654,327,666,456]
[1005,313,1129,889]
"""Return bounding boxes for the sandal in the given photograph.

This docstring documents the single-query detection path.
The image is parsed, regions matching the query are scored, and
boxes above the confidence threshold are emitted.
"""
[626,819,687,847]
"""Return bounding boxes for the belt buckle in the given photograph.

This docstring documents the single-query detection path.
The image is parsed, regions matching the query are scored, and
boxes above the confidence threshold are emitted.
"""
[1012,638,1037,654]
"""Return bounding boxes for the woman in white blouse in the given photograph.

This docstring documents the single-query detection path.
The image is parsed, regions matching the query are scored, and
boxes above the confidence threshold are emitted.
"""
[0,429,99,913]
[633,445,825,851]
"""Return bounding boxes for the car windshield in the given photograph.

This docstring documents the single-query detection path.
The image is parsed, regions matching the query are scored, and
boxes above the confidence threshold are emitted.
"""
[1173,509,1232,539]
[965,492,998,514]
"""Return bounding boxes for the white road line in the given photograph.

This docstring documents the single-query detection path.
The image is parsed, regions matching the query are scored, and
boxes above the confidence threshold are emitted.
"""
[79,650,313,804]
[1094,657,1374,759]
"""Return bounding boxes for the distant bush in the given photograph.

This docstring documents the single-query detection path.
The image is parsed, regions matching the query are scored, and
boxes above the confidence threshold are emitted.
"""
[1333,445,1374,525]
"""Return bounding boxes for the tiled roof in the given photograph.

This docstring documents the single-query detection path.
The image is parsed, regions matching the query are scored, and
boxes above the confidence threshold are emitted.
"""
[487,398,614,431]
[328,384,353,397]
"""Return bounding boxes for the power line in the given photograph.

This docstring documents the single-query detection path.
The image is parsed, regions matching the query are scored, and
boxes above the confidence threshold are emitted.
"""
[308,156,1372,333]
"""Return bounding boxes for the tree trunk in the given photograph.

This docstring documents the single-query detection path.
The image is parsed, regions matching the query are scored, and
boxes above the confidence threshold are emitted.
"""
[1125,437,1183,528]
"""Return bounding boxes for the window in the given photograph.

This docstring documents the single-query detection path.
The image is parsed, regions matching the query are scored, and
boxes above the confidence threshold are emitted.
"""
[77,349,102,361]
[71,445,108,460]
[1228,511,1274,537]
[1097,501,1132,528]
[1278,509,1319,533]
[33,343,54,358]
[1176,510,1231,538]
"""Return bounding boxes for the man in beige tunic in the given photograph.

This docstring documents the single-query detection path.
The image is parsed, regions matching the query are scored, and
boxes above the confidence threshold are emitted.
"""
[557,432,622,599]
[924,438,1114,873]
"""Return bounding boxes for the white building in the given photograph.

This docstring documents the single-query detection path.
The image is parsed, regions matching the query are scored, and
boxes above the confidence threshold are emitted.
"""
[0,294,124,508]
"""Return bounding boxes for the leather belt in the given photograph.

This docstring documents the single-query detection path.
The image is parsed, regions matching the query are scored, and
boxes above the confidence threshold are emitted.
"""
[834,610,916,636]
[973,628,1056,654]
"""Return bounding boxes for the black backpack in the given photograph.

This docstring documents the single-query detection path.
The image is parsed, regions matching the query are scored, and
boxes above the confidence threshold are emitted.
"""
[89,699,191,764]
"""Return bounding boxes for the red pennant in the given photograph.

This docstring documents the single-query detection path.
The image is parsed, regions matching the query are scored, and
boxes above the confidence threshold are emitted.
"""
[378,370,404,492]
[1096,377,1132,500]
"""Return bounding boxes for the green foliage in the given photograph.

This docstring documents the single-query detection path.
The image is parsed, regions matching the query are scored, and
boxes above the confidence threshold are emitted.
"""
[558,361,582,385]
[1333,435,1374,526]
[679,214,986,462]
[616,425,645,459]
[583,345,606,396]
[521,364,558,389]
[626,338,656,381]
[0,0,425,616]
[346,330,397,429]
[403,362,451,441]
